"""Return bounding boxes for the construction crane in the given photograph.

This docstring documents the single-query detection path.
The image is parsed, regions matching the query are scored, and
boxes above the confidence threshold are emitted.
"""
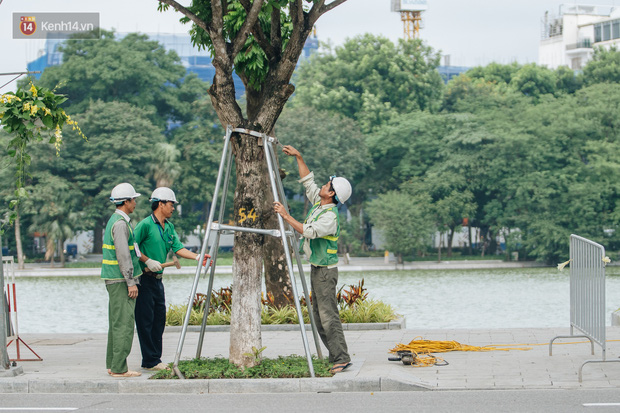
[391,0,428,40]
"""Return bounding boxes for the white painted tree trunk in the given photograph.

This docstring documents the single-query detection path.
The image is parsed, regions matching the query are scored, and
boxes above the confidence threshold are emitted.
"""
[229,251,263,367]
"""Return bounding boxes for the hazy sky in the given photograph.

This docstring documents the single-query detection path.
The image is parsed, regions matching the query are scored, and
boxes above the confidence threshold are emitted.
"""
[1,0,619,90]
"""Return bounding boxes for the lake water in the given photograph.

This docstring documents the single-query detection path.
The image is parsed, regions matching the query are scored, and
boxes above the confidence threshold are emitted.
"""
[9,267,620,333]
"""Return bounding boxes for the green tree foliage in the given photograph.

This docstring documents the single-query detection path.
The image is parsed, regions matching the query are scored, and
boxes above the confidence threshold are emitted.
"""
[275,106,371,208]
[466,62,521,85]
[446,62,584,112]
[509,63,558,101]
[421,172,477,258]
[442,74,525,113]
[23,171,82,266]
[40,101,163,251]
[37,31,195,128]
[293,35,443,132]
[366,188,433,263]
[169,99,226,236]
[583,46,620,85]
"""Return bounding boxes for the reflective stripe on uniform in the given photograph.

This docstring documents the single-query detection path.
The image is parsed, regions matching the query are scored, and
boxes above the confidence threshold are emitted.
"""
[326,249,338,254]
[103,244,134,250]
[323,235,338,241]
[102,259,119,265]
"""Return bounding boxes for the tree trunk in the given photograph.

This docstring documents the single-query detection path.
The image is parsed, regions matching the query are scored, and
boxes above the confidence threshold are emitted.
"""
[467,225,473,255]
[228,132,265,368]
[437,232,442,263]
[14,210,24,270]
[45,237,55,268]
[260,149,293,308]
[60,237,66,268]
[447,227,455,257]
[93,223,103,254]
[480,226,488,257]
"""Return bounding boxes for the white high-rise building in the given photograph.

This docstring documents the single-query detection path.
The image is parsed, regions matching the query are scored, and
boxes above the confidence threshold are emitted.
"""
[539,4,620,70]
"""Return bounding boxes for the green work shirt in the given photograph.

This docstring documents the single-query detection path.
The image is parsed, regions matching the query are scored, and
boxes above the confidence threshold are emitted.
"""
[134,214,185,274]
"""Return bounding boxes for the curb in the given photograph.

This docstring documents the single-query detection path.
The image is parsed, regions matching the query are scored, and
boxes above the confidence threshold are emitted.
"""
[164,318,406,333]
[0,366,23,378]
[0,376,429,394]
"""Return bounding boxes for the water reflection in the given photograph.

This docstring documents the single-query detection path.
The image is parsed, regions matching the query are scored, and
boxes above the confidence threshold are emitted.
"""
[11,267,620,333]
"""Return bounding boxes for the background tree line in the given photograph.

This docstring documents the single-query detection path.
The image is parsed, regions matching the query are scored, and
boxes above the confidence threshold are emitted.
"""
[2,32,620,266]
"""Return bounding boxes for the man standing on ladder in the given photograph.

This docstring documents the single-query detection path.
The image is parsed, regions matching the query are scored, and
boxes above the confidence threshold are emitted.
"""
[102,183,142,378]
[134,187,210,371]
[273,146,353,374]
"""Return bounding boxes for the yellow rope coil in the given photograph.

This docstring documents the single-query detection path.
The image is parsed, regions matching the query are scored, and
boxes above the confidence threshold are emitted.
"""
[390,336,533,355]
[391,337,620,367]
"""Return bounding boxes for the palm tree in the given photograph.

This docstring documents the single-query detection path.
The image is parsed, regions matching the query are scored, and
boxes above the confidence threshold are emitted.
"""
[150,142,181,188]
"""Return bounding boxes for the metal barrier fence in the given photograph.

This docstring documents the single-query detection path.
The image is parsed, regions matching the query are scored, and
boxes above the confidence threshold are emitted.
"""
[549,234,620,381]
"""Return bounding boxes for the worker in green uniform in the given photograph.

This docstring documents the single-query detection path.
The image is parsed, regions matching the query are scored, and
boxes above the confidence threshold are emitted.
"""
[134,187,210,371]
[102,183,142,378]
[273,145,353,374]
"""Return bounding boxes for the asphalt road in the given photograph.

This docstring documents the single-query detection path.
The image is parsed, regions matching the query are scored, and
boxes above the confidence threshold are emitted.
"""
[2,389,620,413]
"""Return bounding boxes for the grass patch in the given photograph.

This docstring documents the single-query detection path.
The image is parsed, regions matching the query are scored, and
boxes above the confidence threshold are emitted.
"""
[151,355,332,379]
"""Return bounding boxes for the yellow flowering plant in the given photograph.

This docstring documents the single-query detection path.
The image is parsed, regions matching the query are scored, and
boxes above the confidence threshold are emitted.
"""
[0,82,86,198]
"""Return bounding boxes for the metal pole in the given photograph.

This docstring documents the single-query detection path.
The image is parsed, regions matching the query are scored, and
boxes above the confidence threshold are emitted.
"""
[263,139,315,377]
[0,236,9,370]
[196,144,234,358]
[172,127,233,378]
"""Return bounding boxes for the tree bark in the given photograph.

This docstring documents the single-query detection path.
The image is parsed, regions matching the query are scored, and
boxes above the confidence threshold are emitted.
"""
[14,210,24,270]
[228,132,265,367]
[60,237,66,268]
[93,223,103,254]
[258,130,293,308]
[447,227,455,257]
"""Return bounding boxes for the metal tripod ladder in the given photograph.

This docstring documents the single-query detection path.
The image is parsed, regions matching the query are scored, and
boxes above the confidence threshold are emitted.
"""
[172,126,323,378]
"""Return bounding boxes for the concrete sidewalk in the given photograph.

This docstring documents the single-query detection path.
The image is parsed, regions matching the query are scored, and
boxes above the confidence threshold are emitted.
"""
[2,327,620,393]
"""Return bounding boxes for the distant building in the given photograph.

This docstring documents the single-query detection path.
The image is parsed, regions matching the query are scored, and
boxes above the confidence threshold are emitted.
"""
[539,4,620,70]
[27,32,319,98]
[437,65,469,83]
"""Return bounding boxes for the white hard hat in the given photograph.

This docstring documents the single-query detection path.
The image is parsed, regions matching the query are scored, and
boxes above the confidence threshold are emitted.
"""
[110,183,141,204]
[330,176,352,204]
[150,187,177,204]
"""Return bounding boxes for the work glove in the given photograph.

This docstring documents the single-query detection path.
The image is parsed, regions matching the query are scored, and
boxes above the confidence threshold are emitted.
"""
[196,253,212,267]
[145,258,163,272]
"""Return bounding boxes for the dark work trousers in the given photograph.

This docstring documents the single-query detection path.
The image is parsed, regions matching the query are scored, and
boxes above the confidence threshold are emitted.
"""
[310,265,351,365]
[135,273,166,368]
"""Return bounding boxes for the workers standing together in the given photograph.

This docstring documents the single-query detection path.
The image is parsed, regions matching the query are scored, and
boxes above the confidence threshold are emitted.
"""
[102,184,210,376]
[103,146,354,376]
[273,145,353,374]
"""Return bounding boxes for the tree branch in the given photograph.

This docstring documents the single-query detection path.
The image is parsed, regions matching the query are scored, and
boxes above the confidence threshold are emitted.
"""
[157,0,210,33]
[209,0,228,57]
[319,0,349,15]
[232,0,265,58]
[270,6,282,59]
[238,0,277,60]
